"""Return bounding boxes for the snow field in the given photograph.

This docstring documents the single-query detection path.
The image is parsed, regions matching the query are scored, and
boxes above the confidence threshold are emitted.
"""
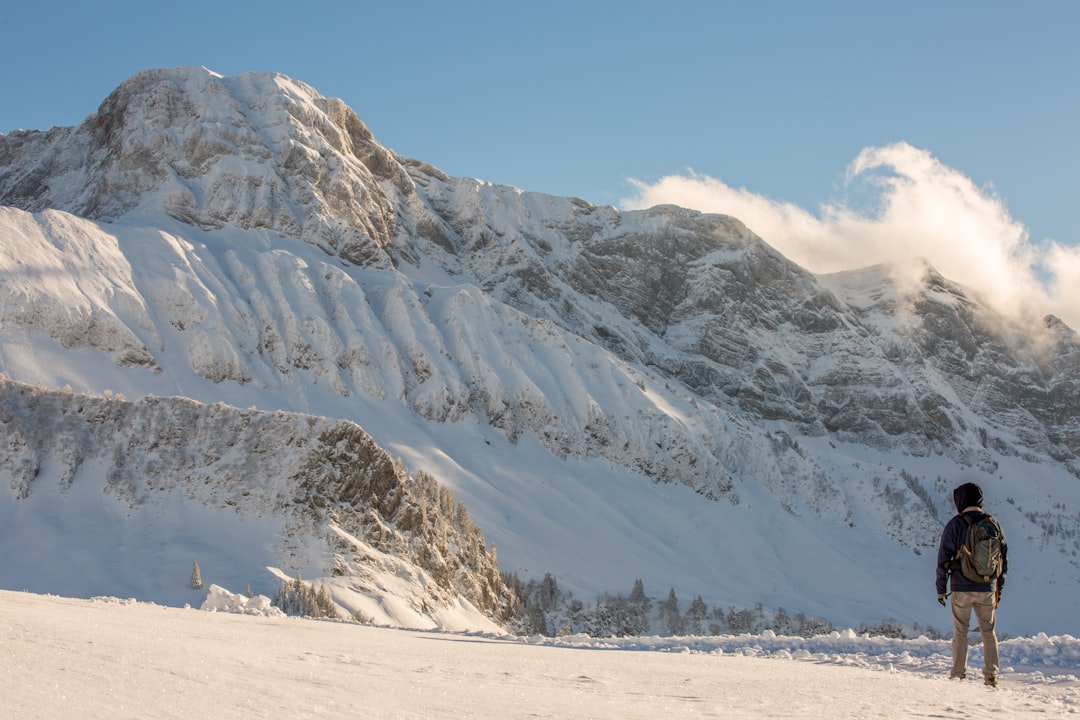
[3,589,1078,719]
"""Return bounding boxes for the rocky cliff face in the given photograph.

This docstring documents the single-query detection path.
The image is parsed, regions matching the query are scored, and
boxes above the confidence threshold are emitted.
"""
[391,163,1080,477]
[0,376,512,626]
[0,68,410,267]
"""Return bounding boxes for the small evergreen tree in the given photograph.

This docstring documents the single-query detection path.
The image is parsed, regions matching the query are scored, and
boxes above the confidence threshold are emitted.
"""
[685,595,708,635]
[629,579,649,610]
[660,588,684,636]
[537,573,559,611]
[190,561,203,590]
[626,579,650,635]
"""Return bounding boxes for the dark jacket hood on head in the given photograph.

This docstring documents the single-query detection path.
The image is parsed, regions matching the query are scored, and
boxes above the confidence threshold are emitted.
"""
[953,482,984,513]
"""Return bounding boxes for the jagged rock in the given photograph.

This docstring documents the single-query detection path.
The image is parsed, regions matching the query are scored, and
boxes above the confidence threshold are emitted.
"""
[0,67,406,268]
[0,377,514,625]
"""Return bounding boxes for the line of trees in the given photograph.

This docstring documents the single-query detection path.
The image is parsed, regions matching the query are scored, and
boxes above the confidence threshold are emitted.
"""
[501,573,940,639]
[271,573,338,619]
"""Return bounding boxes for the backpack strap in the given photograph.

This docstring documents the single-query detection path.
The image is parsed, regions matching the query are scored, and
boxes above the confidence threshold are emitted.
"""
[953,513,976,564]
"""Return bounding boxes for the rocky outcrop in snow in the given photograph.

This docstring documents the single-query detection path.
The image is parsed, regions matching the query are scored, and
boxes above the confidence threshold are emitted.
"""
[0,376,514,626]
[0,67,410,267]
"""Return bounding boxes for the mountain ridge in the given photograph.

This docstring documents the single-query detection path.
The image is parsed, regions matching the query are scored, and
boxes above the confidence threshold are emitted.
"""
[2,67,1079,634]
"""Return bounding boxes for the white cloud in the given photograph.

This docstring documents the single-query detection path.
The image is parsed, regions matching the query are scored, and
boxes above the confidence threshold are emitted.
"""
[622,143,1079,331]
[1046,241,1080,329]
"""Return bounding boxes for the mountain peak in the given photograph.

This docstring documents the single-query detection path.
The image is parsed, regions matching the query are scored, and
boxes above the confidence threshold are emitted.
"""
[0,67,413,267]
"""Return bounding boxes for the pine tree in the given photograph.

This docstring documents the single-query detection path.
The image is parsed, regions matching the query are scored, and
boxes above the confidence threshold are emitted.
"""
[661,588,683,636]
[629,578,649,608]
[688,595,708,620]
[686,595,708,635]
[627,579,650,635]
[537,573,559,611]
[190,561,203,590]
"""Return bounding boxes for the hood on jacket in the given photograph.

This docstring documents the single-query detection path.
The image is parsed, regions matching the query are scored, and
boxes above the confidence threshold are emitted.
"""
[953,482,984,513]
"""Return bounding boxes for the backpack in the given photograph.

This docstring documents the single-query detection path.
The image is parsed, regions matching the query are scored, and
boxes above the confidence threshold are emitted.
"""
[955,513,1004,584]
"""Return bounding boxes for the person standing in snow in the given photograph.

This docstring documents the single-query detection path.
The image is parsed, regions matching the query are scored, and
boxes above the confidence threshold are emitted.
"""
[936,481,1008,687]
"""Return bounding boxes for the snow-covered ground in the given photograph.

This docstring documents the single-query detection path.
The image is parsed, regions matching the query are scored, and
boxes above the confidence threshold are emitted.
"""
[4,588,1079,719]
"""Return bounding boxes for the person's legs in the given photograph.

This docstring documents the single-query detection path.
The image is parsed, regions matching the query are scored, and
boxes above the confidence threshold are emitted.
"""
[950,592,975,679]
[972,591,999,684]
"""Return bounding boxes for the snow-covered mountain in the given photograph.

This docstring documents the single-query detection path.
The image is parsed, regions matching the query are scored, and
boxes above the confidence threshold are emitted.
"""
[2,66,1078,635]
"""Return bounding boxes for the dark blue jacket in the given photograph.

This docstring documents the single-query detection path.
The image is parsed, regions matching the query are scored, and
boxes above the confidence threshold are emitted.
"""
[936,509,1008,595]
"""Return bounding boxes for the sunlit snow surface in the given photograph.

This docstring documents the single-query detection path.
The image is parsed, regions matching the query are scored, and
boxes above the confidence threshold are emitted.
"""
[3,589,1078,719]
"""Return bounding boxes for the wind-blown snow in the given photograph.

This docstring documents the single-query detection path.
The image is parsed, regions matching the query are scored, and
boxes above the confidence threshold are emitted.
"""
[3,589,1078,719]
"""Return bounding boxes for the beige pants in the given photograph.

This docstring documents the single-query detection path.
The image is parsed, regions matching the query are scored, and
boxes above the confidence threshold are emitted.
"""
[950,590,999,680]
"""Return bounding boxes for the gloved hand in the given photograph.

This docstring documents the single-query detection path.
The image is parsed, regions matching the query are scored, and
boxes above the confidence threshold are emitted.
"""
[938,594,948,607]
[995,587,1002,607]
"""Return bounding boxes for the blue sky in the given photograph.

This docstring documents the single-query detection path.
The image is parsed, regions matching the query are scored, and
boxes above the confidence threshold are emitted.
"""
[2,1,1079,324]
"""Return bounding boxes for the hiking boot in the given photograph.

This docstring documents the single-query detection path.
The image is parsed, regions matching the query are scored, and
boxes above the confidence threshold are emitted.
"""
[984,676,998,687]
[948,672,966,680]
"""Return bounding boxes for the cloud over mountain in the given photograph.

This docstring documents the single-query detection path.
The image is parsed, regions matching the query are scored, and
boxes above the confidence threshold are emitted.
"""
[622,142,1080,331]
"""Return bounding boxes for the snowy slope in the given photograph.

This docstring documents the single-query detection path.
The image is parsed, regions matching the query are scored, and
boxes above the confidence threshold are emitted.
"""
[4,590,1080,719]
[2,67,1080,637]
